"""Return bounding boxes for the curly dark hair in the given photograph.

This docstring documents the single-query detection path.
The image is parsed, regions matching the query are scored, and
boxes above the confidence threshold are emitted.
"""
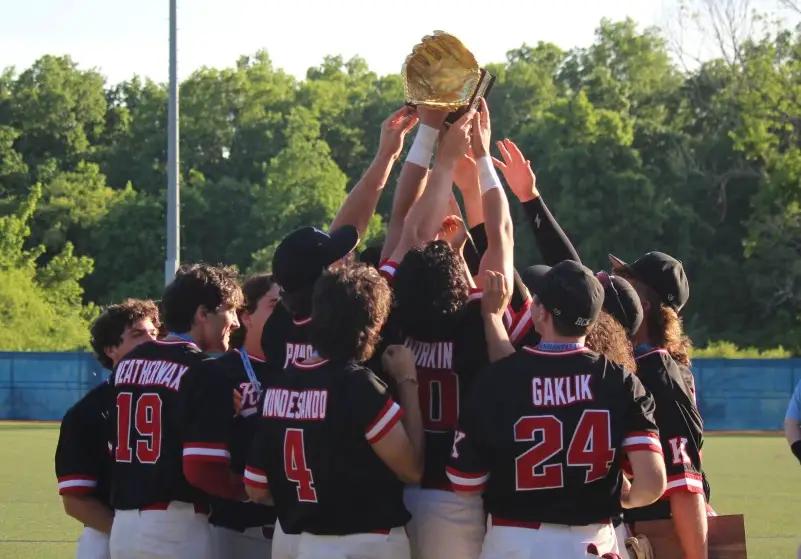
[229,273,275,349]
[309,263,392,362]
[585,311,637,372]
[90,299,161,370]
[392,241,470,338]
[161,263,243,333]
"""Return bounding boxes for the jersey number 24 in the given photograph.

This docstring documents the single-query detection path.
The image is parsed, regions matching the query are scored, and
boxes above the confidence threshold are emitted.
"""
[514,410,616,490]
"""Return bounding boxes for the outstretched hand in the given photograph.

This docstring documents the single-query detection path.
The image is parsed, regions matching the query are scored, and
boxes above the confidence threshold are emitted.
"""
[470,97,492,158]
[492,138,538,202]
[379,106,420,160]
[438,108,476,163]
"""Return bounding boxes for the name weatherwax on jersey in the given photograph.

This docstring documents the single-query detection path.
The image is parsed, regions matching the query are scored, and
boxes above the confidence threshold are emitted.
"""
[107,338,235,509]
[208,349,276,532]
[245,359,409,536]
[448,344,663,526]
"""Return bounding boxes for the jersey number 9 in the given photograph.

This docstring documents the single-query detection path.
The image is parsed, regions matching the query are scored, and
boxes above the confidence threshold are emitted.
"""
[116,392,163,464]
[514,410,616,490]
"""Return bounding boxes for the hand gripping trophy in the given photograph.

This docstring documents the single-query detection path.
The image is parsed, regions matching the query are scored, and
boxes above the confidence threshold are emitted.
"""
[402,30,495,123]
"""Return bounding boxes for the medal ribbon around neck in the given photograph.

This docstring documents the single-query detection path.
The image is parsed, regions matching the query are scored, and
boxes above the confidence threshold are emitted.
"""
[239,348,262,394]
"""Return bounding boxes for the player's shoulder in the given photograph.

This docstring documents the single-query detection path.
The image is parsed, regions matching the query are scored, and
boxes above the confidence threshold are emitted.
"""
[635,348,680,387]
[62,381,110,426]
[342,362,389,396]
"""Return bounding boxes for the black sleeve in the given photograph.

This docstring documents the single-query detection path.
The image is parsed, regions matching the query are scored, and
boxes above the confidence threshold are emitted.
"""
[521,197,581,266]
[55,384,110,496]
[181,359,235,464]
[620,371,663,457]
[261,304,292,373]
[638,363,705,497]
[345,367,405,445]
[244,395,270,491]
[446,373,490,492]
[463,223,488,277]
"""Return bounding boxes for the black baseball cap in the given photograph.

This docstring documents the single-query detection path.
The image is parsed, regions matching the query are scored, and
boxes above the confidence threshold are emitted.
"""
[609,251,689,311]
[595,272,643,335]
[272,226,359,294]
[522,260,604,329]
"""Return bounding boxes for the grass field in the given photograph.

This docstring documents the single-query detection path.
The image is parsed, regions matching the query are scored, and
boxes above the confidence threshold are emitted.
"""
[0,424,798,559]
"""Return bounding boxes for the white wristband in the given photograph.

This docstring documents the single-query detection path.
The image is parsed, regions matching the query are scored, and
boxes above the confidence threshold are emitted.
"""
[477,156,502,195]
[406,124,439,168]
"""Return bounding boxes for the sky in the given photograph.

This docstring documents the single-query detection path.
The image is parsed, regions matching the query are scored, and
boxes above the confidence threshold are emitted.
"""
[0,0,797,85]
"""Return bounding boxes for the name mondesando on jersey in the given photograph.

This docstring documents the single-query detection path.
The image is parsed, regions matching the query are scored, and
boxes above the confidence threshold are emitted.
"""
[107,339,235,510]
[245,358,409,536]
[447,346,663,526]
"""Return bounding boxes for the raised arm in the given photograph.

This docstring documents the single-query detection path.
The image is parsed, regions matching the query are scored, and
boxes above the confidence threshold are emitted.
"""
[380,108,449,261]
[387,109,476,265]
[330,107,418,237]
[493,138,581,266]
[472,99,514,292]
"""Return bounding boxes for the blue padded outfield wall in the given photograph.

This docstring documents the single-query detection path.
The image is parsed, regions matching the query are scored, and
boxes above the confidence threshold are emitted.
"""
[1,352,800,430]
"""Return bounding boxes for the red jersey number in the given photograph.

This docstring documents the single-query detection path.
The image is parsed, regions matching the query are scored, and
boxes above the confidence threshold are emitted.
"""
[115,392,163,464]
[284,429,318,503]
[514,410,616,490]
[418,368,459,433]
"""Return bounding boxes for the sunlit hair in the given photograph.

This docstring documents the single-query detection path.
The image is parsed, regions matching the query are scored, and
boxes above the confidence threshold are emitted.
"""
[392,241,470,339]
[230,273,275,349]
[310,263,392,362]
[622,273,693,367]
[161,263,243,333]
[90,299,161,370]
[585,311,637,372]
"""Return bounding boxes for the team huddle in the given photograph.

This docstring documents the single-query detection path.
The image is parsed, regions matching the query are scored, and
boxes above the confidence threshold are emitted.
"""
[55,100,711,559]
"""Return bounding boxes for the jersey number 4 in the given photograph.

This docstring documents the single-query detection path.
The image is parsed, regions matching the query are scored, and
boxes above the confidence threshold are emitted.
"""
[116,392,163,464]
[284,429,318,502]
[514,410,616,490]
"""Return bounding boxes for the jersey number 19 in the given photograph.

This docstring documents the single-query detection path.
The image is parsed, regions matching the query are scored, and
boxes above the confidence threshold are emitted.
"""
[115,392,163,464]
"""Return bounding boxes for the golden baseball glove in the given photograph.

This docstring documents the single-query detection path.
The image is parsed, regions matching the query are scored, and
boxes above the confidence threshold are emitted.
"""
[402,31,481,111]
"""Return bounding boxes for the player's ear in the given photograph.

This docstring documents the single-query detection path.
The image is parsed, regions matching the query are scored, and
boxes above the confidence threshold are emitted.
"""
[195,305,210,325]
[240,310,252,330]
[104,345,118,363]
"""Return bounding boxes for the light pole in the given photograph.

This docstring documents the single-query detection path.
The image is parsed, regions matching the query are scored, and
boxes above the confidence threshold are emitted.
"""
[165,0,180,285]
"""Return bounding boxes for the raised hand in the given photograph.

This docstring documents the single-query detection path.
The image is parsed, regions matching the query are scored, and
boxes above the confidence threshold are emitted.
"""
[481,270,511,318]
[470,97,492,158]
[438,108,476,163]
[378,106,420,160]
[436,213,468,252]
[382,345,418,383]
[416,106,450,129]
[492,138,539,202]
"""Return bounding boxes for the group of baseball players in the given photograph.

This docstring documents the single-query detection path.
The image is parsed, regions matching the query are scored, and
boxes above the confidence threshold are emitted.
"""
[55,99,712,559]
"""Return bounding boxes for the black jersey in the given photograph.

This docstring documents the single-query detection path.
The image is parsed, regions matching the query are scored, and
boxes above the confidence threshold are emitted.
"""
[625,347,705,522]
[245,359,409,536]
[261,304,317,371]
[208,350,277,531]
[55,382,113,505]
[447,345,662,526]
[107,339,235,510]
[382,291,510,489]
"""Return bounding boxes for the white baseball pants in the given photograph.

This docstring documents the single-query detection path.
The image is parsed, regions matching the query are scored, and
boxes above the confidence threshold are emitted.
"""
[109,502,211,559]
[76,526,110,559]
[480,517,620,559]
[403,486,484,559]
[210,525,272,558]
[297,527,409,559]
[271,518,301,559]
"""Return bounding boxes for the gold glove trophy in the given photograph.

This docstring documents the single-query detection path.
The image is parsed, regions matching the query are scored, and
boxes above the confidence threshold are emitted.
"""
[402,31,495,123]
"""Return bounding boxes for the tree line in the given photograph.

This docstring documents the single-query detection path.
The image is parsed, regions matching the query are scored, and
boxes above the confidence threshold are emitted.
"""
[1,16,800,354]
